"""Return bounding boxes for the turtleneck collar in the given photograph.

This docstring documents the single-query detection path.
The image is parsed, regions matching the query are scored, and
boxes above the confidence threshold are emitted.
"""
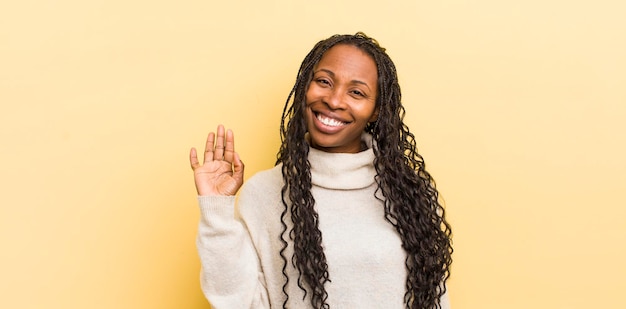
[307,133,377,190]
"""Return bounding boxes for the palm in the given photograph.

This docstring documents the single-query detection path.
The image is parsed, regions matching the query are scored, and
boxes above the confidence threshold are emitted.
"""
[194,160,240,196]
[190,125,244,196]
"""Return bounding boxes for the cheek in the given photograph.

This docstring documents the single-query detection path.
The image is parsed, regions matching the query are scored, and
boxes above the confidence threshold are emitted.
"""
[356,103,378,122]
[305,83,328,104]
[304,87,316,105]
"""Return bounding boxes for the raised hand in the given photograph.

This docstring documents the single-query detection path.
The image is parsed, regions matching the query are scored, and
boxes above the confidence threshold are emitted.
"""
[189,125,244,196]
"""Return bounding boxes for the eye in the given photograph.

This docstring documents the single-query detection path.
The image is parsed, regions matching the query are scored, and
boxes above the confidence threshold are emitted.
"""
[316,78,331,86]
[350,89,365,97]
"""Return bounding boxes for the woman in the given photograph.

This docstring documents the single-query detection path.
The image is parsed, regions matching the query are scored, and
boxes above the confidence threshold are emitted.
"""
[189,32,452,309]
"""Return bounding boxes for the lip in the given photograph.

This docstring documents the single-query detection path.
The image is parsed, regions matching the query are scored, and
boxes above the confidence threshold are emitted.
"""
[311,111,351,134]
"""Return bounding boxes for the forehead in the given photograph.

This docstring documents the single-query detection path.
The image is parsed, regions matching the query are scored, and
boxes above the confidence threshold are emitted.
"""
[315,44,378,80]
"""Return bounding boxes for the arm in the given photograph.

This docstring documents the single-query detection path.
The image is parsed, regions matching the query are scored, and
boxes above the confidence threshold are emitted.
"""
[196,196,269,308]
[439,286,451,309]
[190,125,269,308]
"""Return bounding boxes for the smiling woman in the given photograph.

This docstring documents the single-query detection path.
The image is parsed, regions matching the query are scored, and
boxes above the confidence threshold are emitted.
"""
[306,44,379,153]
[189,32,453,309]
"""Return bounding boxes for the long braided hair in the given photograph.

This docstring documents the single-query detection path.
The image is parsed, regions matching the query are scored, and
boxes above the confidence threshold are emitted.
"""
[276,32,453,309]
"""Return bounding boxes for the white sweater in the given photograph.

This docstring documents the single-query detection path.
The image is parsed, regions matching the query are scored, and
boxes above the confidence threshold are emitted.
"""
[196,134,450,308]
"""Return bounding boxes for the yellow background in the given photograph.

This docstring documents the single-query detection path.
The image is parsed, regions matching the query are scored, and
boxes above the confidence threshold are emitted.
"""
[1,0,625,308]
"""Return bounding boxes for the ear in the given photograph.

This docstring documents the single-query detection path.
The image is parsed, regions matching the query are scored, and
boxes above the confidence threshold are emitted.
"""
[369,107,380,122]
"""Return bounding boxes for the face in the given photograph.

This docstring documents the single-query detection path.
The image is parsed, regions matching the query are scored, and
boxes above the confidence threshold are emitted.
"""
[305,44,379,153]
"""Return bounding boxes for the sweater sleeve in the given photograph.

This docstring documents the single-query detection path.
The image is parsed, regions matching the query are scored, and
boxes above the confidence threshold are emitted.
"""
[196,195,269,309]
[440,287,451,309]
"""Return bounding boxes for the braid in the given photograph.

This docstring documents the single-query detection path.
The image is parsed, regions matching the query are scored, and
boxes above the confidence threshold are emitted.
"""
[277,32,452,309]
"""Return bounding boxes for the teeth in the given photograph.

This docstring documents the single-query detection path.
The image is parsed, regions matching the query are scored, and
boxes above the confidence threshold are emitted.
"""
[317,113,346,127]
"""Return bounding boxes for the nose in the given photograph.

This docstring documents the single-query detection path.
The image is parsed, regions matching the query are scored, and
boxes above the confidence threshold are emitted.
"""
[323,88,346,110]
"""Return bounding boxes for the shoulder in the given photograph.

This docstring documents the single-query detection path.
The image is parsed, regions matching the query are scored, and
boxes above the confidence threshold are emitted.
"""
[240,164,284,197]
[236,164,284,219]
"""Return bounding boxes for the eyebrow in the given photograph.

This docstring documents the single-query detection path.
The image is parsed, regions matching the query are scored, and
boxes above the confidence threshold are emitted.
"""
[314,68,372,90]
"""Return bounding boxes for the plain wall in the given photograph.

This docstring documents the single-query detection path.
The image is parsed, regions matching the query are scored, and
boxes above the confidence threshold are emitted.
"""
[1,0,625,308]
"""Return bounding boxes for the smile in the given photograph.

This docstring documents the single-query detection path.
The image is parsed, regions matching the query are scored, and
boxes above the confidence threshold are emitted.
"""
[316,113,348,127]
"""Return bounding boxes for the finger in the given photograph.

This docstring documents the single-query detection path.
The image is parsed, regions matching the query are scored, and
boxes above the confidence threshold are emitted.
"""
[189,147,200,170]
[224,129,235,163]
[203,132,215,163]
[214,125,225,161]
[232,152,245,186]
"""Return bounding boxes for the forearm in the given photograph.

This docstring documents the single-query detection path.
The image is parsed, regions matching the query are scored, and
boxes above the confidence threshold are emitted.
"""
[196,196,268,309]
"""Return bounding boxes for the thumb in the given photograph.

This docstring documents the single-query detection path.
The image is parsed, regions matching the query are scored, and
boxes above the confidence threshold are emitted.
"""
[233,152,245,184]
